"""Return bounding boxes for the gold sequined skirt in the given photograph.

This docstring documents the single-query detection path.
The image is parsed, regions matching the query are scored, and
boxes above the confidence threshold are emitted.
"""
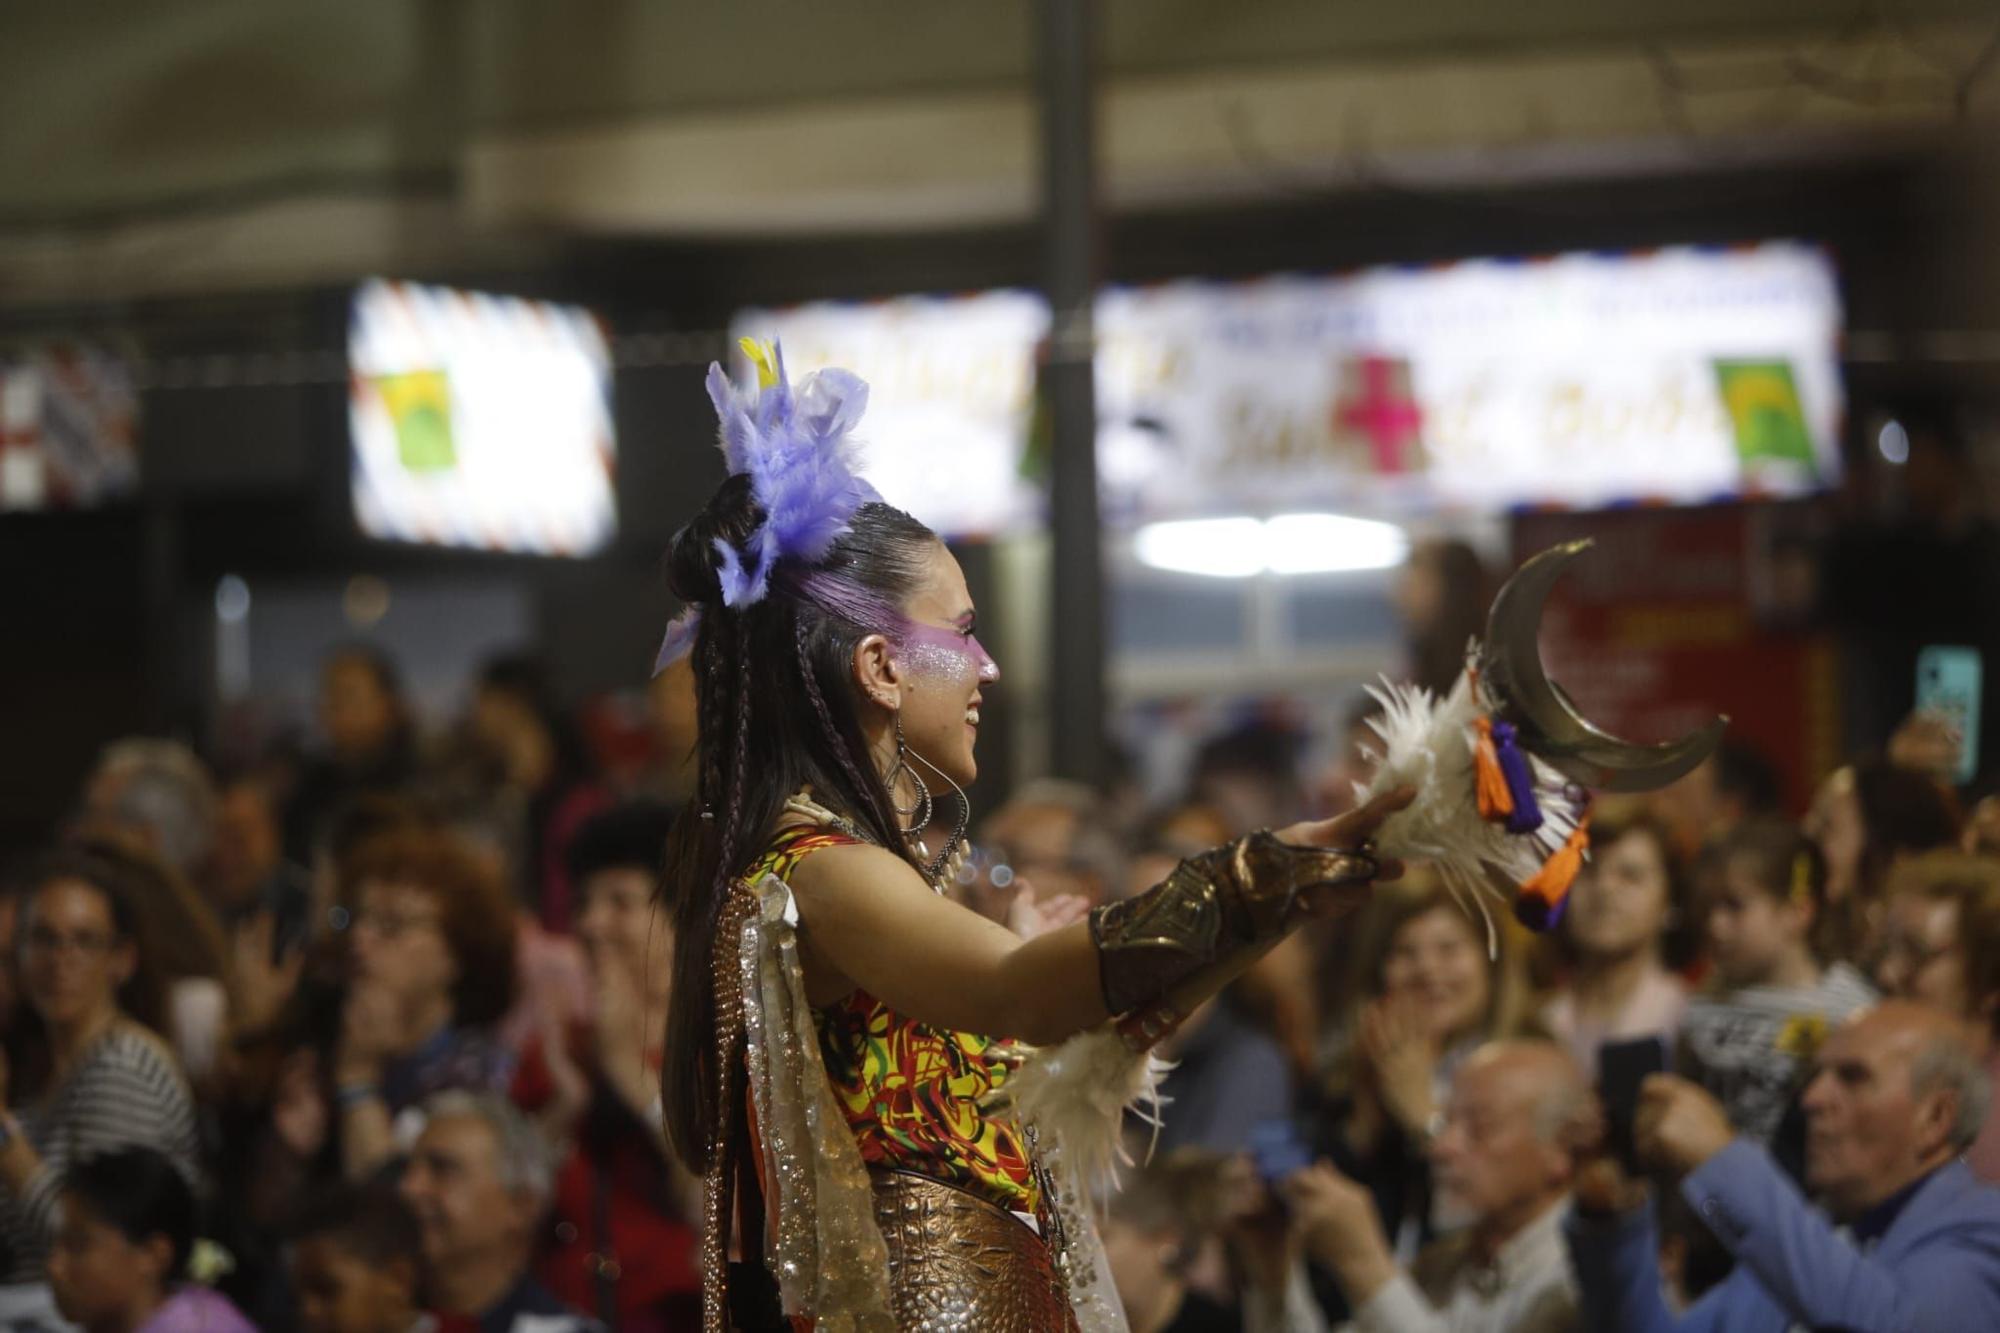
[870,1170,1081,1332]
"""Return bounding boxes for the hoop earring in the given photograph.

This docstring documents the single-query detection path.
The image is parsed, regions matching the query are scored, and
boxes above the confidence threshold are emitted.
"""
[886,713,933,836]
[902,736,971,886]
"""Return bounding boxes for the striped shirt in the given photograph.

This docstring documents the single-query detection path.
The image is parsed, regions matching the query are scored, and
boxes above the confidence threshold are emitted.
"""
[4,1025,202,1282]
[1678,962,1878,1146]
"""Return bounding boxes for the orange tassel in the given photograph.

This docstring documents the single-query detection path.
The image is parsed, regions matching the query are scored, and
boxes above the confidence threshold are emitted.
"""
[1516,817,1590,931]
[1474,716,1514,823]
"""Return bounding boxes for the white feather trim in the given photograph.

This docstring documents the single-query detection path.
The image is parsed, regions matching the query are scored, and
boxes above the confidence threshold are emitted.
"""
[1357,671,1580,951]
[1002,1027,1171,1199]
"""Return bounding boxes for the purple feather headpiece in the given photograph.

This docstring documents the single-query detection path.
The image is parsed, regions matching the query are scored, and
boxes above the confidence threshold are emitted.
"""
[654,338,880,673]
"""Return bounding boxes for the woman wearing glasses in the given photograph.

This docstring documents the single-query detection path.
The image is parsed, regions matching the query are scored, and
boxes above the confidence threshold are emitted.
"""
[0,845,202,1325]
[328,827,521,1181]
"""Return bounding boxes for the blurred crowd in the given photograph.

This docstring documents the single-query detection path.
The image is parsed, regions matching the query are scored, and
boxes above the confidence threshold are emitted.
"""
[6,547,2000,1333]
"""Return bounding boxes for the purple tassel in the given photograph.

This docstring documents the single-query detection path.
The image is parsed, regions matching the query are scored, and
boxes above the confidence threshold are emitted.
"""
[1514,888,1569,931]
[1491,720,1545,835]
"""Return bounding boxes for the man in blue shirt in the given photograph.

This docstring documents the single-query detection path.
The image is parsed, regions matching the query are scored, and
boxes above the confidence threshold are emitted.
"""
[1565,1000,2000,1332]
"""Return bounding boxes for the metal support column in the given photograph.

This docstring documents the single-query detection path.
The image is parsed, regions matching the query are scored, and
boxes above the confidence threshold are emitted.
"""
[1037,0,1106,785]
[140,492,185,736]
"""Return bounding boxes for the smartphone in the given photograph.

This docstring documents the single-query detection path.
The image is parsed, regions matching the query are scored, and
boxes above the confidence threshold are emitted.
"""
[1916,646,1982,785]
[1598,1036,1669,1173]
[1248,1118,1314,1184]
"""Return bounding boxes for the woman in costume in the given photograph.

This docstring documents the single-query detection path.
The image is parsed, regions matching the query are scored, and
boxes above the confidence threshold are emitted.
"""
[656,342,1414,1332]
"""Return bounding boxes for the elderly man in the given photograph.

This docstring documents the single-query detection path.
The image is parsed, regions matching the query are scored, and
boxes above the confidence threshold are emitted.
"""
[1566,999,2000,1332]
[1249,1039,1588,1332]
[399,1092,600,1333]
[76,737,218,881]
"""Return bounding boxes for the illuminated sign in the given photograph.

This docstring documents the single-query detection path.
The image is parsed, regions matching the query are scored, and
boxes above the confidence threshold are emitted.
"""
[350,279,617,555]
[737,242,1842,534]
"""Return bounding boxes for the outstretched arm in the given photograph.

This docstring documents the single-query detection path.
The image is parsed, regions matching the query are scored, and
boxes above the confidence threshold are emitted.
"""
[790,788,1411,1046]
[792,841,1100,1042]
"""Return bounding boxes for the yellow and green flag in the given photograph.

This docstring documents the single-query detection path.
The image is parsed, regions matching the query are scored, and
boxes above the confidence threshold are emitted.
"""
[1713,360,1814,468]
[370,369,456,473]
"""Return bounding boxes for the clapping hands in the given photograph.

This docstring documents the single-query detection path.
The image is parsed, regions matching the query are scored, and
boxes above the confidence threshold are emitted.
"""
[231,912,305,1036]
[1358,995,1441,1143]
[1006,886,1093,940]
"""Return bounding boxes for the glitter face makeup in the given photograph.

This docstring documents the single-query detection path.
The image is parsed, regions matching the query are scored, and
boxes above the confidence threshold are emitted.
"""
[896,619,999,687]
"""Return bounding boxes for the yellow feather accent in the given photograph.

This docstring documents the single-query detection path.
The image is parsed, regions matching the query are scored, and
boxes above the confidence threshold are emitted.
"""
[738,337,779,389]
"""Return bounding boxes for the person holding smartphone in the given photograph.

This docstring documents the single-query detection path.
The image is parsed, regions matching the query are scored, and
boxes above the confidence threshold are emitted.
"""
[1567,1001,2000,1333]
[1237,1040,1591,1333]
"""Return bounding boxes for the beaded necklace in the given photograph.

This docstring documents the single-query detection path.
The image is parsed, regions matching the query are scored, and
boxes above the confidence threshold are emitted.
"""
[781,790,967,892]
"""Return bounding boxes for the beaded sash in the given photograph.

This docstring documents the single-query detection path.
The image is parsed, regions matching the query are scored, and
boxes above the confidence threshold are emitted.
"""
[704,874,896,1331]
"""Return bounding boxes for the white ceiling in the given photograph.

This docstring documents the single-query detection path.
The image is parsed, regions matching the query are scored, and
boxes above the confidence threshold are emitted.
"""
[1,0,1994,302]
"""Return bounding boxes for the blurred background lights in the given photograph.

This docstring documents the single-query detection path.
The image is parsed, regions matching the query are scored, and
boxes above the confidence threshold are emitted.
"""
[343,575,392,627]
[1135,513,1410,578]
[213,573,250,623]
[1878,418,1910,466]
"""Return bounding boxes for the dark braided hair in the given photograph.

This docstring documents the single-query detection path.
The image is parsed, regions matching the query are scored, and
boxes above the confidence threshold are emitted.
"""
[797,616,889,827]
[660,472,941,1172]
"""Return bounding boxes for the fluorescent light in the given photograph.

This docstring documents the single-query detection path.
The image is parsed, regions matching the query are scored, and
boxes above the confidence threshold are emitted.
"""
[1133,513,1409,578]
[1133,517,1267,577]
[1265,513,1409,574]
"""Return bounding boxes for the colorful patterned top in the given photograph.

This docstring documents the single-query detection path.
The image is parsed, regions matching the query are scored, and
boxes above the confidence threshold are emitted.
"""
[748,826,1039,1214]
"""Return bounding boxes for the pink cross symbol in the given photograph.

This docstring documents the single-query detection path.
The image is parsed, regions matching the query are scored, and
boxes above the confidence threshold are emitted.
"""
[1334,356,1423,474]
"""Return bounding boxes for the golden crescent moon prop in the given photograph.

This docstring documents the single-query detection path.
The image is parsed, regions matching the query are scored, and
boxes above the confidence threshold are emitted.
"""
[1477,538,1728,794]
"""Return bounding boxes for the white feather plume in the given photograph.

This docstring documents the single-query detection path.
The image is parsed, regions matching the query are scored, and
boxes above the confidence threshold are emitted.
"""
[1357,668,1580,951]
[999,1027,1170,1199]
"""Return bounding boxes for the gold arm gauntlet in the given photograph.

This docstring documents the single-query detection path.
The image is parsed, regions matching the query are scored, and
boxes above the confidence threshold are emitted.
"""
[1088,831,1377,1047]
